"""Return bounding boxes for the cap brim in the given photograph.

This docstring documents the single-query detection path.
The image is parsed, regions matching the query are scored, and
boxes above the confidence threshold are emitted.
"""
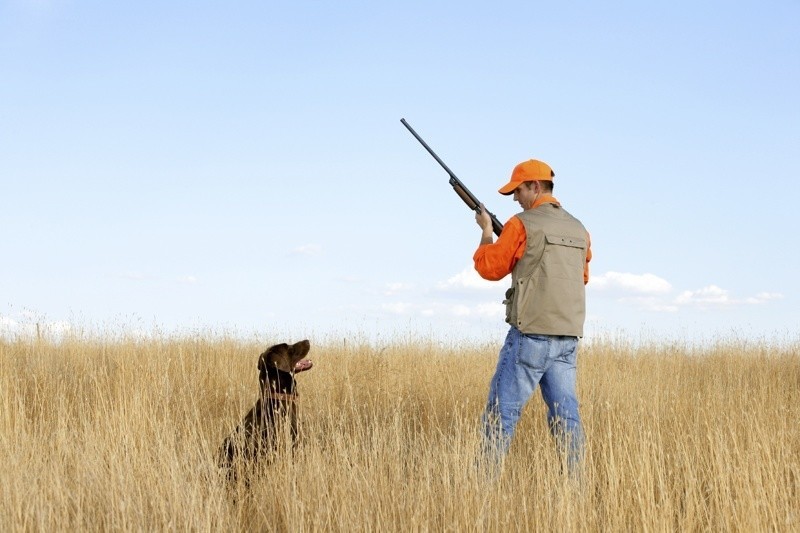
[498,181,518,196]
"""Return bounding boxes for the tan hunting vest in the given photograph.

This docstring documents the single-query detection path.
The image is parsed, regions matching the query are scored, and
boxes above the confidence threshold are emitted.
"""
[504,203,588,336]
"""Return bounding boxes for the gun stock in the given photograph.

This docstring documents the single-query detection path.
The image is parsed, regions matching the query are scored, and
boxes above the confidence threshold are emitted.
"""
[401,118,504,237]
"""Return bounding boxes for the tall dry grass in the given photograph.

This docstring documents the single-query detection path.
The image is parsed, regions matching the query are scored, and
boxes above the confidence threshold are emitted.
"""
[1,331,798,531]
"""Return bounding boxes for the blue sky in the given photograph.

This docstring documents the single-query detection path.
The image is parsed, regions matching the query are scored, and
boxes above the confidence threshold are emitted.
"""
[2,0,798,344]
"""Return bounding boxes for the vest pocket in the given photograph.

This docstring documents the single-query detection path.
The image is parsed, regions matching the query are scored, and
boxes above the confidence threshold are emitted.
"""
[512,277,540,331]
[543,234,587,274]
[544,234,586,249]
[503,287,515,324]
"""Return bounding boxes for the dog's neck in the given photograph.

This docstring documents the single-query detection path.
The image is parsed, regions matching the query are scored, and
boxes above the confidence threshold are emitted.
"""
[262,366,297,401]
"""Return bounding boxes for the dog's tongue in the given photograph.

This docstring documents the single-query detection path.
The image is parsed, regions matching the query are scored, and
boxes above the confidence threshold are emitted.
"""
[294,359,313,373]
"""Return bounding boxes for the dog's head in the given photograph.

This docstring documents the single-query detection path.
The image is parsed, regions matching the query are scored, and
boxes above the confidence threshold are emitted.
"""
[258,340,312,393]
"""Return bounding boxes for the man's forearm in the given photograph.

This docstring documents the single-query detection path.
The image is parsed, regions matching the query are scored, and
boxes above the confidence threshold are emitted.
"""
[480,227,494,245]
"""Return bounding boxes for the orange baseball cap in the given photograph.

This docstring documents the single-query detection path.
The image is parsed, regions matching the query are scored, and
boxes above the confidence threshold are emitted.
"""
[498,159,555,195]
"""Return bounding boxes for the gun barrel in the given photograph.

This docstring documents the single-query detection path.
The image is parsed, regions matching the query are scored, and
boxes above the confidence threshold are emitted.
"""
[400,118,458,179]
[401,118,504,237]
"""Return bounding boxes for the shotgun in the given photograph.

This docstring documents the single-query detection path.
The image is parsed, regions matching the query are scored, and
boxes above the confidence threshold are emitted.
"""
[401,118,504,237]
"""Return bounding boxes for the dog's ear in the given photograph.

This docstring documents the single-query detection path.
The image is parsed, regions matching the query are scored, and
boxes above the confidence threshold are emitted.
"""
[258,343,289,384]
[259,342,296,376]
[258,352,267,387]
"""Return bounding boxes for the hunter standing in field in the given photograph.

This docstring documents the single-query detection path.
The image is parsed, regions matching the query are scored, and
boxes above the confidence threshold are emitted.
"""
[474,159,591,475]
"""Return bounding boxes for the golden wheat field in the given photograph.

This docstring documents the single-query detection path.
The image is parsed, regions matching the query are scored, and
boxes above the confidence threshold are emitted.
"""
[1,330,798,532]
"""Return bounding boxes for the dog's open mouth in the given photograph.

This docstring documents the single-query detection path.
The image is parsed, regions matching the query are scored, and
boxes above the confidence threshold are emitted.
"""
[294,359,313,373]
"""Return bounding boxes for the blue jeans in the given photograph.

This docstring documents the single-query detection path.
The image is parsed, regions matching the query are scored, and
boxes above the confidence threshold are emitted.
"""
[481,327,585,474]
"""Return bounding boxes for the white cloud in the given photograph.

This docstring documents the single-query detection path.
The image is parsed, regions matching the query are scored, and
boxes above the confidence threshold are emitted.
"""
[451,304,472,317]
[674,285,732,306]
[437,301,503,319]
[381,302,413,315]
[590,272,672,295]
[375,266,782,326]
[444,301,502,318]
[177,275,198,284]
[366,267,505,322]
[289,244,322,256]
[466,302,505,318]
[618,296,679,313]
[591,272,784,313]
[379,300,503,320]
[0,312,71,339]
[675,286,785,309]
[436,267,499,292]
[384,282,414,296]
[746,292,784,304]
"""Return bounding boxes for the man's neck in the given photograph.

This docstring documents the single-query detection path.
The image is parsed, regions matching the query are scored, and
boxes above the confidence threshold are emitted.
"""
[526,194,559,210]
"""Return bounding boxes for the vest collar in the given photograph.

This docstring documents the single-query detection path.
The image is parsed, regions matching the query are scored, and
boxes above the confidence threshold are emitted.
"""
[528,194,561,210]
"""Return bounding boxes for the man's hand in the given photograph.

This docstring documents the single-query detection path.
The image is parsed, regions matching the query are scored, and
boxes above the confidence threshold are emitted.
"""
[475,204,494,245]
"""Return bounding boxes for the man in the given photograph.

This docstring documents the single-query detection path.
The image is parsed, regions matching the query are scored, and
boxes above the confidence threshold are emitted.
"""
[474,159,591,475]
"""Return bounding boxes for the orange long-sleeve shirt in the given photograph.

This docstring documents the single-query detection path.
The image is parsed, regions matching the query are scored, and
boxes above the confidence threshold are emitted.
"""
[473,195,592,283]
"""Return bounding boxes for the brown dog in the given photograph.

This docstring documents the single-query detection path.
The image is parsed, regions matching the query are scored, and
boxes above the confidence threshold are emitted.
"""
[218,340,313,479]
